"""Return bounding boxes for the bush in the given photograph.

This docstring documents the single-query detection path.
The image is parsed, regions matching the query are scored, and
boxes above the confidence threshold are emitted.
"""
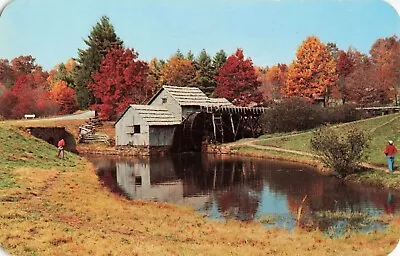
[260,98,322,133]
[260,98,362,134]
[310,126,370,178]
[322,105,361,124]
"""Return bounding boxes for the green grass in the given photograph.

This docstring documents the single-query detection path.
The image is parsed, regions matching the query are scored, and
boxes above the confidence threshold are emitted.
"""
[0,126,82,188]
[254,113,400,166]
[236,113,400,189]
[347,168,400,188]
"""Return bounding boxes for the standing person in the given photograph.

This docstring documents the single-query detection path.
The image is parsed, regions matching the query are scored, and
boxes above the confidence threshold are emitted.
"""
[384,140,398,173]
[57,138,65,159]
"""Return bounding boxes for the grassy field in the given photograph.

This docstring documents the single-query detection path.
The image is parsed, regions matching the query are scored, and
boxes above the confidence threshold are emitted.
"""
[0,118,400,255]
[255,113,400,167]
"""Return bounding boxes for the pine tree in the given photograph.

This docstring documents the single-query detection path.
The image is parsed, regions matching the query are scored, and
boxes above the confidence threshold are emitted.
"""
[186,50,194,61]
[194,49,216,96]
[212,49,227,73]
[73,16,123,109]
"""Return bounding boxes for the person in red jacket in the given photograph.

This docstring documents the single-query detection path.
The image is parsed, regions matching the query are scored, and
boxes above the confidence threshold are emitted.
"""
[384,140,398,173]
[57,138,66,159]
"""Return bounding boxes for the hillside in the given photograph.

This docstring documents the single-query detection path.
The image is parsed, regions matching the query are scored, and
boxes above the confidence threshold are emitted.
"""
[0,117,399,255]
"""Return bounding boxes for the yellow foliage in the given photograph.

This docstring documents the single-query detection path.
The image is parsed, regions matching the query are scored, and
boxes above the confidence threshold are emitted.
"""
[285,36,338,100]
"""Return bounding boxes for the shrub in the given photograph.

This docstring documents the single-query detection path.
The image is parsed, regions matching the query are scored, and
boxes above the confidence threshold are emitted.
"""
[322,105,361,124]
[260,98,362,134]
[260,98,322,133]
[310,126,370,178]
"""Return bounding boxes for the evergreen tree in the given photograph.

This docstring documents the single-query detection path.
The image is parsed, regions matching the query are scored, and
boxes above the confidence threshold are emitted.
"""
[212,49,227,73]
[326,42,339,60]
[73,16,123,109]
[148,58,165,92]
[195,49,216,96]
[174,49,185,59]
[186,50,194,61]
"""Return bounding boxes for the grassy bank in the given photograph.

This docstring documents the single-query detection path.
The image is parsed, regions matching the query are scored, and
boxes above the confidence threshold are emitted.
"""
[235,113,400,189]
[0,121,400,255]
[255,113,400,167]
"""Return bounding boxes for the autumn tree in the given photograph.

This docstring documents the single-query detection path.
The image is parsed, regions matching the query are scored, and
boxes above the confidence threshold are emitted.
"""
[159,55,196,87]
[261,64,288,101]
[11,55,37,74]
[194,49,216,96]
[370,35,400,104]
[0,72,57,119]
[333,49,355,103]
[73,15,123,109]
[284,36,338,103]
[0,59,14,88]
[215,48,262,106]
[345,57,387,105]
[0,55,40,90]
[88,47,150,120]
[148,58,165,93]
[50,80,78,114]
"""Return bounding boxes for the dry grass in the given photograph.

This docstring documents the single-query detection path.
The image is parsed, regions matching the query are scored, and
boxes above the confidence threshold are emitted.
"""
[0,118,400,255]
[0,159,399,255]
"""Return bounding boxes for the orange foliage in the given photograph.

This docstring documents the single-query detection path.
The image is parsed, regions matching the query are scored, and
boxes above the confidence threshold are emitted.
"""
[159,56,196,87]
[64,58,77,72]
[284,36,338,101]
[50,80,78,114]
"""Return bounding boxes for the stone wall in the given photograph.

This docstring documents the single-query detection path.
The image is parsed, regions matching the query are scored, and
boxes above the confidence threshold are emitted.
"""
[25,127,77,153]
[79,145,172,156]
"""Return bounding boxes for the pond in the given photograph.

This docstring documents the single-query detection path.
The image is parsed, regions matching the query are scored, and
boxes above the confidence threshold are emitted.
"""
[86,153,398,236]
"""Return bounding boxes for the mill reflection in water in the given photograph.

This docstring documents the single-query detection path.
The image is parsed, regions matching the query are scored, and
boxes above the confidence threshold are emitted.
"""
[88,153,398,231]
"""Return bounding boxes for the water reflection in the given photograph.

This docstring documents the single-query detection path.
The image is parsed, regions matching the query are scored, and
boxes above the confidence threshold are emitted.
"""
[87,153,398,232]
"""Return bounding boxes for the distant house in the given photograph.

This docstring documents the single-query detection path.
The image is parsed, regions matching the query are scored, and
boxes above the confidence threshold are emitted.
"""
[115,105,181,148]
[115,86,233,152]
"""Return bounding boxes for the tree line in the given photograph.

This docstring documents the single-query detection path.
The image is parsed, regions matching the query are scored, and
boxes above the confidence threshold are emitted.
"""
[0,15,398,120]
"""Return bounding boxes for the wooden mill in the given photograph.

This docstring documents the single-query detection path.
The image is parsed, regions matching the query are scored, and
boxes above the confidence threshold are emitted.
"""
[115,86,266,154]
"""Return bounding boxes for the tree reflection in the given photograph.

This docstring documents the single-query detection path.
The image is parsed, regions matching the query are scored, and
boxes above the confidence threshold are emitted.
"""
[87,153,397,232]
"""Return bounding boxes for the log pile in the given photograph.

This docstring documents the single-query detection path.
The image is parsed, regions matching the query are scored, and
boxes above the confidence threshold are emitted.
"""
[78,118,110,145]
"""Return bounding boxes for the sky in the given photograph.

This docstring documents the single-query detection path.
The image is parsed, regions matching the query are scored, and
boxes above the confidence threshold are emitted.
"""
[0,0,399,71]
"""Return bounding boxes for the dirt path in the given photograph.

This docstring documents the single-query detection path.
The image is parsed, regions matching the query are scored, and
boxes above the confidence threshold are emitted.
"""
[224,115,400,173]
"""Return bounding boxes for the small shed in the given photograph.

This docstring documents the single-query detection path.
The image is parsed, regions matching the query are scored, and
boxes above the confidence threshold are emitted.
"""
[115,105,181,147]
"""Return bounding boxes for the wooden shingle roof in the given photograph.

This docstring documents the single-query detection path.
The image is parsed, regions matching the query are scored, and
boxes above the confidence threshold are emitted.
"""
[208,98,234,106]
[131,105,181,126]
[162,85,210,106]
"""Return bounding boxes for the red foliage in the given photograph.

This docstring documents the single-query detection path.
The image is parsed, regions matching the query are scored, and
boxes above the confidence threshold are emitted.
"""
[50,80,78,114]
[370,36,400,103]
[0,72,57,119]
[257,64,287,102]
[345,63,387,105]
[10,55,38,74]
[88,47,151,120]
[215,49,262,106]
[0,89,18,118]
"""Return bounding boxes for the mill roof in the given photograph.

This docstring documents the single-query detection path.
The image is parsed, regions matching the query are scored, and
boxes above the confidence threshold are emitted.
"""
[148,85,211,106]
[115,105,181,126]
[208,98,234,106]
[132,105,181,125]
